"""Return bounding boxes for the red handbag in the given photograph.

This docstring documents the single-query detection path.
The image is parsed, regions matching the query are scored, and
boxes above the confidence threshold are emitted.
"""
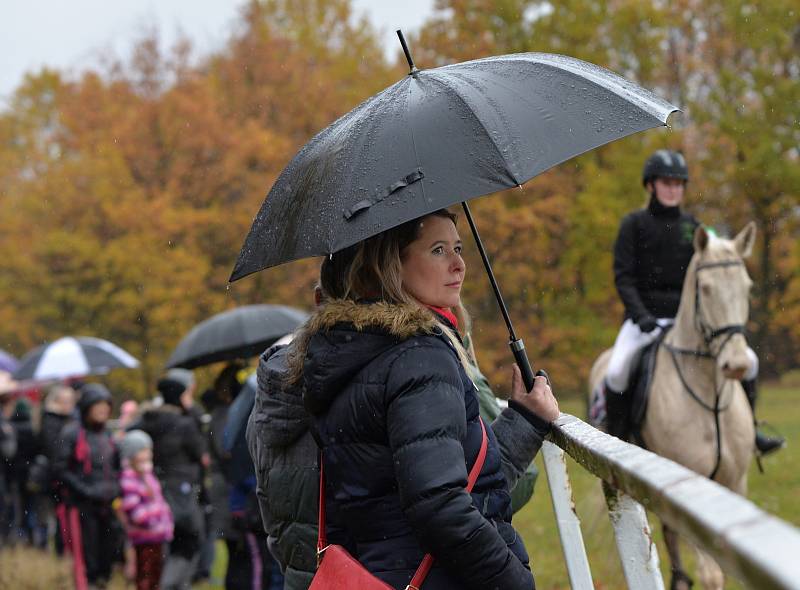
[310,418,489,590]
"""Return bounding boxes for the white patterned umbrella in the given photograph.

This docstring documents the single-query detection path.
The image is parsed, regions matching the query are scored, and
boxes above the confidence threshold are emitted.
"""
[13,336,139,381]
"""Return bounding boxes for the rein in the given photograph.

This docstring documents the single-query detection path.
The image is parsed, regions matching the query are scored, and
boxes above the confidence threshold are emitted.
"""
[661,258,747,480]
[694,260,747,353]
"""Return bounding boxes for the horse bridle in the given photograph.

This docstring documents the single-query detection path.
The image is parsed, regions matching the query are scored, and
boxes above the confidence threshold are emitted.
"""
[693,259,748,357]
[662,258,749,480]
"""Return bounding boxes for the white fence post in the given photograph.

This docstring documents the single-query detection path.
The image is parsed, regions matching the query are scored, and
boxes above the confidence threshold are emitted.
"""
[541,440,594,589]
[604,485,665,590]
[542,413,800,590]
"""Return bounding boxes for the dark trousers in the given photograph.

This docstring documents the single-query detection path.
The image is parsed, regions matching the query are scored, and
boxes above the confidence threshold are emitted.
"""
[161,483,204,590]
[64,503,116,587]
[135,543,165,590]
[225,531,284,590]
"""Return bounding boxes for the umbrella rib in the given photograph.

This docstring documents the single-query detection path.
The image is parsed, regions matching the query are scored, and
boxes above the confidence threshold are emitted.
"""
[426,74,520,186]
[405,78,428,206]
[480,54,677,121]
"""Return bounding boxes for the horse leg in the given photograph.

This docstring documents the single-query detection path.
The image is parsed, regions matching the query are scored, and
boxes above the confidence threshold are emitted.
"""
[695,548,724,590]
[662,523,693,590]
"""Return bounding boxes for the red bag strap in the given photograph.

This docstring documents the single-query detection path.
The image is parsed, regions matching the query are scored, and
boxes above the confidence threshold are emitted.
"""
[316,417,490,589]
[317,453,328,554]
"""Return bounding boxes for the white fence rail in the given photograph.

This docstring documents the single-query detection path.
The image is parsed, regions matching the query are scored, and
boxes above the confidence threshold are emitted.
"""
[542,413,800,589]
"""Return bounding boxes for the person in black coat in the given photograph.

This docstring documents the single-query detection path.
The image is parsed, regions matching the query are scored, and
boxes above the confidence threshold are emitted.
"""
[133,369,208,590]
[287,209,559,590]
[0,391,17,548]
[53,383,120,589]
[7,400,44,546]
[603,150,783,454]
[36,384,77,555]
[604,150,698,423]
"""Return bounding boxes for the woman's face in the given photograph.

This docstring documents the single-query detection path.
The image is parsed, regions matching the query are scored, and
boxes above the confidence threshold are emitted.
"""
[401,215,465,309]
[651,177,685,207]
[86,401,111,425]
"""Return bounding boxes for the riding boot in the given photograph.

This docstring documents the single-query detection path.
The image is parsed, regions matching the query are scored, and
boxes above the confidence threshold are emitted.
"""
[604,383,631,442]
[742,379,785,456]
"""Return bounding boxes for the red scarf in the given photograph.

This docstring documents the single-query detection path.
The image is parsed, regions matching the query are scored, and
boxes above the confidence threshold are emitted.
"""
[426,305,458,330]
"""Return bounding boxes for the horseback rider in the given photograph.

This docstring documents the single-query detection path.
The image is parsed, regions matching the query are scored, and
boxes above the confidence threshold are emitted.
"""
[604,149,784,455]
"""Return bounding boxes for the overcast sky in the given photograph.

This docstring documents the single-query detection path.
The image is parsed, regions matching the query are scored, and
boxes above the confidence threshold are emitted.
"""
[1,0,434,103]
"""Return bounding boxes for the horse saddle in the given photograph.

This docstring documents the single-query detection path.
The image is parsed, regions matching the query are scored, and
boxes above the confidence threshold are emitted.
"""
[625,326,671,445]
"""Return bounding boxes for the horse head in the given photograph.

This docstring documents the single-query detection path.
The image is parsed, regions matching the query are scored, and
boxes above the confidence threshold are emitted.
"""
[688,222,757,380]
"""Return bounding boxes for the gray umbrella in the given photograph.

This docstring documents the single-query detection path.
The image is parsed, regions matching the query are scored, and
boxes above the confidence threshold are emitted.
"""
[165,305,308,369]
[231,33,678,388]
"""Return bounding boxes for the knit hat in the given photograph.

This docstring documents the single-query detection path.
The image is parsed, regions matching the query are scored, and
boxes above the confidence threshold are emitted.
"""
[157,368,195,406]
[119,429,153,460]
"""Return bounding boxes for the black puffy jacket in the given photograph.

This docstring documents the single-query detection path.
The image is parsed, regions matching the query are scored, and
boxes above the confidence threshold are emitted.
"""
[296,300,548,590]
[54,420,120,506]
[248,344,319,589]
[132,404,206,486]
[614,196,700,322]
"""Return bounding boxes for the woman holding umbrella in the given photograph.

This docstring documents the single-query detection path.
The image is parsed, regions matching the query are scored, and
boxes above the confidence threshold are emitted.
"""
[289,209,558,589]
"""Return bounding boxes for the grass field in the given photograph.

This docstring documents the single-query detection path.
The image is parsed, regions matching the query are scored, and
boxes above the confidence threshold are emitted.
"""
[0,385,796,589]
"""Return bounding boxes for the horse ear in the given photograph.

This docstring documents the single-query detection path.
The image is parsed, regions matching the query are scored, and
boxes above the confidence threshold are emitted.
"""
[693,225,709,252]
[734,221,757,258]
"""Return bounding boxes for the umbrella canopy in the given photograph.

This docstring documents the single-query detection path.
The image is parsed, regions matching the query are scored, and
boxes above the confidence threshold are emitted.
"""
[0,349,19,374]
[13,336,140,381]
[165,305,308,369]
[231,50,677,280]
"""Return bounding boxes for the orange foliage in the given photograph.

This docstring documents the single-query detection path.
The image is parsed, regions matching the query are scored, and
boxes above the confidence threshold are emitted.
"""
[0,0,796,398]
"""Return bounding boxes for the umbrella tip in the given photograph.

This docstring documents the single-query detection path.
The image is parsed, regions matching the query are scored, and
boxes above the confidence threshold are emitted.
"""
[396,29,418,74]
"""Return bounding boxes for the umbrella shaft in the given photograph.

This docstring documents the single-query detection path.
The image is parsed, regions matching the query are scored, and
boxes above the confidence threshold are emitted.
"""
[461,202,518,341]
[461,202,537,391]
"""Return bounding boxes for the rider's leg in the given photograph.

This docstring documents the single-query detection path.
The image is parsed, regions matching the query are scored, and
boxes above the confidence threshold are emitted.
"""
[742,347,785,455]
[606,320,646,392]
[604,320,657,441]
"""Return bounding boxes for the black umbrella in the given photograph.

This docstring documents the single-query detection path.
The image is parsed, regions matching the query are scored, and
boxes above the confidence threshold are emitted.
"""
[231,32,678,388]
[165,305,308,369]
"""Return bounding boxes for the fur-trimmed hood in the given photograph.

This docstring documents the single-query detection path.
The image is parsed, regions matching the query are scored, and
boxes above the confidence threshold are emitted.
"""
[291,299,442,415]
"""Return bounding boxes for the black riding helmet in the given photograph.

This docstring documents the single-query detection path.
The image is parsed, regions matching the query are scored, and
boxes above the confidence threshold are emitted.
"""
[642,149,689,187]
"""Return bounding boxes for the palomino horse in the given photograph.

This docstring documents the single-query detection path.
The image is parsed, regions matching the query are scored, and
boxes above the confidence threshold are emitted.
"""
[589,223,757,590]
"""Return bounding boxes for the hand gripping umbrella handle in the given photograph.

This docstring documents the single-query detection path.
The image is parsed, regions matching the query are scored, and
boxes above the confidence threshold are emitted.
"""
[510,338,548,392]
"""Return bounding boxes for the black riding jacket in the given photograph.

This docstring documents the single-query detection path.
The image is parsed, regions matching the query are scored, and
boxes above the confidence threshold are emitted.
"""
[613,196,700,322]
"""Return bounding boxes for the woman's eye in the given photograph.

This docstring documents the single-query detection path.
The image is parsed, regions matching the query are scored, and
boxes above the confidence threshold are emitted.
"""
[432,246,444,255]
[454,246,462,254]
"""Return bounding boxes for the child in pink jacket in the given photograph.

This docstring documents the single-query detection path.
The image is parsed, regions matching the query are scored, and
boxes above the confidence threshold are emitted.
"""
[119,430,174,590]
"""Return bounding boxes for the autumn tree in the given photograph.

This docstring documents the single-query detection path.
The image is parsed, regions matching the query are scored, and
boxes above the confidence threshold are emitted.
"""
[0,0,796,397]
[0,0,392,396]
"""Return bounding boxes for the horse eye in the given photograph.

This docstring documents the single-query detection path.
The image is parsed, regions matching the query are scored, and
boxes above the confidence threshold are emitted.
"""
[700,283,712,296]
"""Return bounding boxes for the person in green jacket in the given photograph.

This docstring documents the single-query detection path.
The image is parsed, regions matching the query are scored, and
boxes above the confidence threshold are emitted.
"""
[463,331,538,513]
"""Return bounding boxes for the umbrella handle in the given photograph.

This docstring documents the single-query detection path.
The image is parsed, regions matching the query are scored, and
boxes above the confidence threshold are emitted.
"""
[510,338,538,392]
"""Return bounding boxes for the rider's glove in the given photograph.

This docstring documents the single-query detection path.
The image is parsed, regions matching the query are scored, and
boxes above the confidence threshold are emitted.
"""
[636,314,658,333]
